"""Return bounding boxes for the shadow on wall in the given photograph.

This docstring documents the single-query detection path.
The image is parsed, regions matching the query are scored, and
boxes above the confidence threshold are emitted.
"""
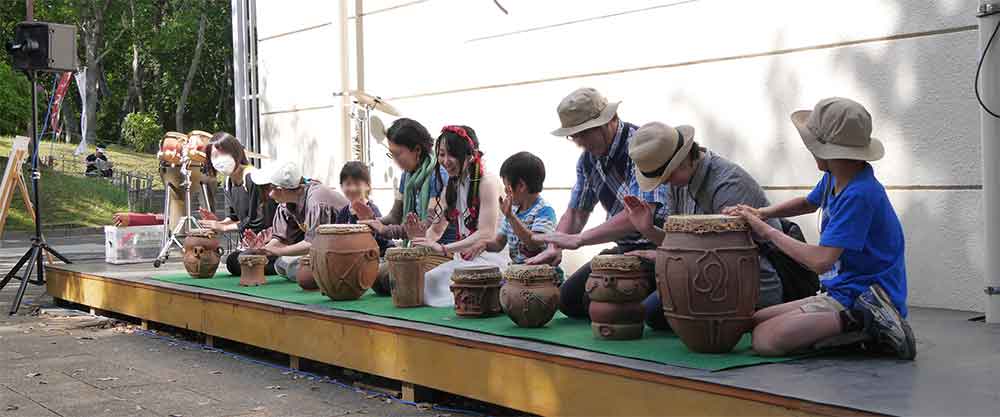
[674,9,982,311]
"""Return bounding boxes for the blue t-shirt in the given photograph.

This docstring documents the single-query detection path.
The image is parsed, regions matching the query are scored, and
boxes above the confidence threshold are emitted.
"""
[399,166,457,244]
[806,164,907,316]
[498,197,557,264]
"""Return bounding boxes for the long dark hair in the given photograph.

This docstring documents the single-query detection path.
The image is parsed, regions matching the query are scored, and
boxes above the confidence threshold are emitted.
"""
[432,125,483,237]
[204,132,249,177]
[387,118,434,163]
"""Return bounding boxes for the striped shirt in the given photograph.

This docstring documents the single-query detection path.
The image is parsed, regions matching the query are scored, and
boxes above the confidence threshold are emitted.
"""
[499,197,557,264]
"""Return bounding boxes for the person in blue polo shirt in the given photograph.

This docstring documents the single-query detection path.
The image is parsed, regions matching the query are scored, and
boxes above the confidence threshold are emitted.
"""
[726,97,915,360]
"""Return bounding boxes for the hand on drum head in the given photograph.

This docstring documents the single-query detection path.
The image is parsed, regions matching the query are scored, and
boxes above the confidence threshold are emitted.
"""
[525,244,562,266]
[624,250,657,262]
[731,206,773,237]
[359,219,385,234]
[461,241,487,261]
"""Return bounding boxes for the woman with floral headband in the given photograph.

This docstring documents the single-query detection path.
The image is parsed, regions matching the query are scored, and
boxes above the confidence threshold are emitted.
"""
[412,125,506,307]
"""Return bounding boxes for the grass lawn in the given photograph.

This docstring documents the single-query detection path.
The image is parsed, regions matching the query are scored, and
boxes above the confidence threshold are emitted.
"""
[0,136,159,231]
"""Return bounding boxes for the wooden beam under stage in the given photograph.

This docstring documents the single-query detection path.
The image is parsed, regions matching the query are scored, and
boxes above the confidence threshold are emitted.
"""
[45,263,876,417]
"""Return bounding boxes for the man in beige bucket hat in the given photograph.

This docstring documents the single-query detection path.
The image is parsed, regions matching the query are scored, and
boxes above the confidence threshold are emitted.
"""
[725,97,915,360]
[527,87,671,320]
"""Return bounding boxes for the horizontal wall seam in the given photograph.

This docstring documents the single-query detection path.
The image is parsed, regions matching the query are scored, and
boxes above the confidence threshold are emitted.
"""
[466,0,700,43]
[350,0,431,19]
[388,25,978,101]
[259,22,332,42]
[261,105,335,115]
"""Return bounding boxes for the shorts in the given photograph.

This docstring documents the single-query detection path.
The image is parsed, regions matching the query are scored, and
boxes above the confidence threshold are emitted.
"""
[799,294,846,313]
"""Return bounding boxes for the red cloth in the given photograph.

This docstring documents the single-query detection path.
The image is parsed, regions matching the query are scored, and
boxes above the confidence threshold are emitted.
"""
[113,213,164,227]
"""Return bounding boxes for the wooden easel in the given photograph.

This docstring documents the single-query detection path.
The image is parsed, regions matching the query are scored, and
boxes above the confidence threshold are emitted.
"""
[0,136,49,262]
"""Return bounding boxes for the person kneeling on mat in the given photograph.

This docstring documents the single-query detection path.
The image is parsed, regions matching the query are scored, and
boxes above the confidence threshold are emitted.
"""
[725,97,915,360]
[253,160,349,281]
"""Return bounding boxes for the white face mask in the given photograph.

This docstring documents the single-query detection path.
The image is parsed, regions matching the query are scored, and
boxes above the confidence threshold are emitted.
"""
[211,154,237,176]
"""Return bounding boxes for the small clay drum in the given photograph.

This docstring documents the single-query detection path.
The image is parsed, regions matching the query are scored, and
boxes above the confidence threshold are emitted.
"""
[586,254,653,340]
[657,215,760,353]
[310,224,380,301]
[182,229,222,278]
[238,254,268,286]
[385,246,431,308]
[450,266,503,317]
[500,265,560,328]
[185,130,212,164]
[158,132,187,166]
[297,255,318,291]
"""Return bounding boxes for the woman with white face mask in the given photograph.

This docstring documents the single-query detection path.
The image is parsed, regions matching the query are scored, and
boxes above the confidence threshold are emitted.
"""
[201,132,279,276]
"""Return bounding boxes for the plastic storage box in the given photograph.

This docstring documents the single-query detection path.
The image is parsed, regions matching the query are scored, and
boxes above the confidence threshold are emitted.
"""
[104,225,164,264]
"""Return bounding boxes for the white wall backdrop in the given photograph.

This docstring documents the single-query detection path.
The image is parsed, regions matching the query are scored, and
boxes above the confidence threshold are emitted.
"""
[254,0,985,312]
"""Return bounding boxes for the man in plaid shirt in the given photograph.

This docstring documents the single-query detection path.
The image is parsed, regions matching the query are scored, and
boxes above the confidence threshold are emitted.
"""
[527,88,668,320]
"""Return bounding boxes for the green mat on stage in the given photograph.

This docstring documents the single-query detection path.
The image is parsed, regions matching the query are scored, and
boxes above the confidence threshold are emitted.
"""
[153,273,804,372]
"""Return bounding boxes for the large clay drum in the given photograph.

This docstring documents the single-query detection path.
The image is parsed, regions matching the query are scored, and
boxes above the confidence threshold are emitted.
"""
[450,266,503,317]
[385,246,431,308]
[586,255,653,340]
[182,229,222,278]
[500,265,560,328]
[185,130,212,164]
[158,132,187,166]
[657,215,760,353]
[310,224,380,300]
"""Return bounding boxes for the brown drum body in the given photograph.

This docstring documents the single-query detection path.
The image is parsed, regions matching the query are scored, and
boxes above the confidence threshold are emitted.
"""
[182,229,221,278]
[185,130,212,164]
[450,266,502,317]
[238,254,268,286]
[500,265,560,328]
[385,247,433,308]
[158,132,187,165]
[586,255,652,340]
[310,225,379,301]
[657,215,760,353]
[297,255,318,291]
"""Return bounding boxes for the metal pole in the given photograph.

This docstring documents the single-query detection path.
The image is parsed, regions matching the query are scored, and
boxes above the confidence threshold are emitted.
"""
[355,0,365,91]
[978,1,1000,323]
[339,0,352,171]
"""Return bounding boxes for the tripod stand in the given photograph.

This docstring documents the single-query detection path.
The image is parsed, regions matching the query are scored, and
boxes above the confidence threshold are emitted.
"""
[0,70,72,315]
[153,157,204,268]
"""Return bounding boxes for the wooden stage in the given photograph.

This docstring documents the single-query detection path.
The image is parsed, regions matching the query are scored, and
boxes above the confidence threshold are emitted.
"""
[45,261,1000,417]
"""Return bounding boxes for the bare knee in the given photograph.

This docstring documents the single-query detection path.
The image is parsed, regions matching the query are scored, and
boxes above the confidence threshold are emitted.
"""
[752,329,788,357]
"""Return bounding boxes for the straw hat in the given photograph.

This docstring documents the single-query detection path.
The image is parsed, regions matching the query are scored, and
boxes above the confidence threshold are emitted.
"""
[550,88,620,137]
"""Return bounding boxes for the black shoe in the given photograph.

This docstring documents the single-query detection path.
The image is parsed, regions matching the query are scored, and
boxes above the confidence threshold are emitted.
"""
[855,284,916,360]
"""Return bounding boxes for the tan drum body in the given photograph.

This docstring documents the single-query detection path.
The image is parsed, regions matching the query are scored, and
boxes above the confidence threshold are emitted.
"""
[385,247,434,307]
[500,265,560,328]
[310,225,380,301]
[158,132,187,165]
[185,130,212,164]
[182,229,221,278]
[238,254,268,286]
[586,255,652,340]
[656,215,760,353]
[450,266,503,317]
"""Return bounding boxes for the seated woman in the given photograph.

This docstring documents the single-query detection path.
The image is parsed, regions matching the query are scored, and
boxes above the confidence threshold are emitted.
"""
[359,118,457,289]
[412,125,505,307]
[199,132,279,276]
[335,161,394,294]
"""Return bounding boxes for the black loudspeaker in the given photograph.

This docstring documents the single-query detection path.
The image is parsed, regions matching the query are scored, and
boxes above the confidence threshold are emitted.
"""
[8,22,77,72]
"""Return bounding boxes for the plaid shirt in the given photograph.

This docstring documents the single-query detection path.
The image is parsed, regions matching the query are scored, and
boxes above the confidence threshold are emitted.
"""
[568,121,670,246]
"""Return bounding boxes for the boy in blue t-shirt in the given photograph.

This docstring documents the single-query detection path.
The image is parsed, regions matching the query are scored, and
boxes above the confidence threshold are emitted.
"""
[474,152,560,280]
[725,97,915,360]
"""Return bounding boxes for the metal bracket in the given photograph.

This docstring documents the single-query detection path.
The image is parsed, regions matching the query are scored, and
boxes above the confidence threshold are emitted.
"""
[980,1,1000,17]
[985,286,1000,295]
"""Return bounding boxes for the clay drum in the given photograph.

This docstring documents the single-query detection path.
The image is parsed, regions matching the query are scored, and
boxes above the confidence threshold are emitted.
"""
[185,130,212,164]
[450,266,502,317]
[385,246,431,308]
[657,215,760,353]
[297,255,318,291]
[182,228,222,278]
[586,255,653,340]
[238,254,268,286]
[158,132,186,166]
[310,224,380,301]
[500,265,560,328]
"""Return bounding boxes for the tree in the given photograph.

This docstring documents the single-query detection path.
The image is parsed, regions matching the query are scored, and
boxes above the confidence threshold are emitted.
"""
[175,4,206,132]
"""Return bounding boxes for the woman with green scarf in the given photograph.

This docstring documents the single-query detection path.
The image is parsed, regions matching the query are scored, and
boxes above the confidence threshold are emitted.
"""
[361,118,457,294]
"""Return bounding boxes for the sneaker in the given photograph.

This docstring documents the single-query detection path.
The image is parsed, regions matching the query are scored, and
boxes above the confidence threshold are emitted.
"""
[855,284,916,360]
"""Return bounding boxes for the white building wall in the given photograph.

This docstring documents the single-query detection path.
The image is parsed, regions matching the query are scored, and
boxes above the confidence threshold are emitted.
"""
[255,0,985,312]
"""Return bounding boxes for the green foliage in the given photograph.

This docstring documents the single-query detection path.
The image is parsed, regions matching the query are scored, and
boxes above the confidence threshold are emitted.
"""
[0,60,31,136]
[121,112,162,152]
